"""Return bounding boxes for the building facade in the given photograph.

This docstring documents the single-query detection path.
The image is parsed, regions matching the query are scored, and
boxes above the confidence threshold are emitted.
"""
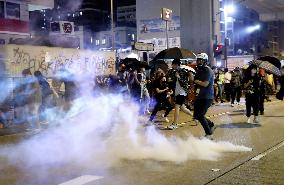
[136,0,181,53]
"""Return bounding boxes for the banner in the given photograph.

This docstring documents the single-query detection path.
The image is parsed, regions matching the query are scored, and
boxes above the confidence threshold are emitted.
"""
[139,16,180,33]
[0,45,116,77]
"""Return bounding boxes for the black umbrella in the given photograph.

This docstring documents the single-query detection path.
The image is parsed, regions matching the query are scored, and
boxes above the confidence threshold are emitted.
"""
[149,60,169,73]
[120,58,140,66]
[257,56,281,69]
[153,47,196,60]
[122,59,151,70]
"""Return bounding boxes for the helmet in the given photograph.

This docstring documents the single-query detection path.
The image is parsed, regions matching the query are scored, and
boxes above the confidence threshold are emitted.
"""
[196,53,209,61]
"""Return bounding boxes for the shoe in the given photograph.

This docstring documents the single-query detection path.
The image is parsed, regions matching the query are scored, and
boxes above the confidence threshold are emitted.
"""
[260,111,264,115]
[191,119,199,126]
[145,110,151,115]
[231,104,234,107]
[237,102,241,105]
[253,116,259,123]
[205,134,214,140]
[167,124,178,130]
[210,125,217,134]
[145,120,154,127]
[177,122,186,127]
[164,117,170,123]
[247,117,251,123]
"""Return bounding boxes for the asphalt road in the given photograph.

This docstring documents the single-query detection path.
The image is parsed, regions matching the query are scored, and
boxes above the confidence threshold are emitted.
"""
[0,100,283,185]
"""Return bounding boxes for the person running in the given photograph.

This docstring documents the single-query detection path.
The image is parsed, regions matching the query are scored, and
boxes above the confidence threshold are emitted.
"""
[243,64,261,123]
[193,53,216,139]
[167,59,193,130]
[148,76,173,124]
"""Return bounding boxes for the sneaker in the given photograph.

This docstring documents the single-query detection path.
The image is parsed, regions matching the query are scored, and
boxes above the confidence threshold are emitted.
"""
[237,102,241,105]
[163,117,170,123]
[210,125,217,133]
[260,111,264,115]
[253,116,259,123]
[205,134,214,140]
[145,110,151,115]
[191,119,199,126]
[247,117,252,124]
[167,124,178,130]
[231,104,235,107]
[145,120,154,127]
[177,122,186,127]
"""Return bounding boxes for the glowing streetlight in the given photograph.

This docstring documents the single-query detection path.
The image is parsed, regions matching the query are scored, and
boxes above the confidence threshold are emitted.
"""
[224,5,236,14]
[246,24,261,33]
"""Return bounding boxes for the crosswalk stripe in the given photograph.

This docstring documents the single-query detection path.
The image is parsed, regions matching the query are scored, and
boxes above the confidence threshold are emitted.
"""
[58,175,103,185]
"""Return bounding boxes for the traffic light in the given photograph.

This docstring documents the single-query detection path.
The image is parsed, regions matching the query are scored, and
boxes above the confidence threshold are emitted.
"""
[214,44,224,57]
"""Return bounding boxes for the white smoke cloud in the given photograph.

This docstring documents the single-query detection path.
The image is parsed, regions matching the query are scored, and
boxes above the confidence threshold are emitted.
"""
[0,93,252,170]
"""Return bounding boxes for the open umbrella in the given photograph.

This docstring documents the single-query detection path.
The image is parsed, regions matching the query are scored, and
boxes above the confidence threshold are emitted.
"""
[180,65,196,73]
[249,60,281,76]
[121,58,140,66]
[153,47,196,60]
[149,60,169,73]
[257,56,281,69]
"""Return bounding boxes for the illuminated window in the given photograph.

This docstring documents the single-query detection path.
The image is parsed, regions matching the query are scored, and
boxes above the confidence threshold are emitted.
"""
[96,40,100,45]
[131,34,135,41]
[102,39,106,44]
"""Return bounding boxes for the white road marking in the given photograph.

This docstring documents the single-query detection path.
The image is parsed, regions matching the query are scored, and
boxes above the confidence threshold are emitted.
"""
[251,141,284,161]
[58,175,103,185]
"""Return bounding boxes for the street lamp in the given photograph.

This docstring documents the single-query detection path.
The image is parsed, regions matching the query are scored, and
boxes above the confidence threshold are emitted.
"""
[246,24,261,33]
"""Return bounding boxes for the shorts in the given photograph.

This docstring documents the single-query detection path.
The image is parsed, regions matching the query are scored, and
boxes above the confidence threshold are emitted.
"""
[175,95,186,105]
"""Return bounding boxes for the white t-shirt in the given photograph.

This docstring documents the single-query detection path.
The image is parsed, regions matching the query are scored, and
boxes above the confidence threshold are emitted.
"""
[224,72,232,84]
[175,80,187,96]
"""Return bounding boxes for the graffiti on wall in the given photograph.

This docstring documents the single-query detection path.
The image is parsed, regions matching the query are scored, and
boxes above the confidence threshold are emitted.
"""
[1,45,115,77]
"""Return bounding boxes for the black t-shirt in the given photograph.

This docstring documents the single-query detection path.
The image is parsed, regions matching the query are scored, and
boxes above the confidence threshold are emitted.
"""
[194,66,214,99]
[153,81,168,101]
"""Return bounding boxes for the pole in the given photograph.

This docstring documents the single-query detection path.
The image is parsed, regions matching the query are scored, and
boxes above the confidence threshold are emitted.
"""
[165,20,169,49]
[111,0,115,51]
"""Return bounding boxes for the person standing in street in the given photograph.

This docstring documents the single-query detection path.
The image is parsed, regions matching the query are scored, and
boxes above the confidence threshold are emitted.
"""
[216,69,225,103]
[193,53,216,139]
[167,59,193,130]
[243,65,261,123]
[230,67,242,106]
[224,68,232,102]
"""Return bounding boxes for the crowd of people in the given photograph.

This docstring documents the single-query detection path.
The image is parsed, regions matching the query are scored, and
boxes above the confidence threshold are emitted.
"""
[1,52,284,139]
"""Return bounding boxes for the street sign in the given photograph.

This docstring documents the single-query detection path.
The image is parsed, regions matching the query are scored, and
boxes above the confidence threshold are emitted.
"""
[134,42,154,51]
[161,8,173,21]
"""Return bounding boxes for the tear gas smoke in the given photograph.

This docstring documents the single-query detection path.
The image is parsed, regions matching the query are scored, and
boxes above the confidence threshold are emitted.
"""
[0,69,252,173]
[0,91,252,169]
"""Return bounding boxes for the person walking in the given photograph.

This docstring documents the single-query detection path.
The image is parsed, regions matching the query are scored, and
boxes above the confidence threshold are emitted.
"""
[167,59,193,130]
[230,67,242,106]
[243,65,261,123]
[34,71,56,123]
[193,53,216,139]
